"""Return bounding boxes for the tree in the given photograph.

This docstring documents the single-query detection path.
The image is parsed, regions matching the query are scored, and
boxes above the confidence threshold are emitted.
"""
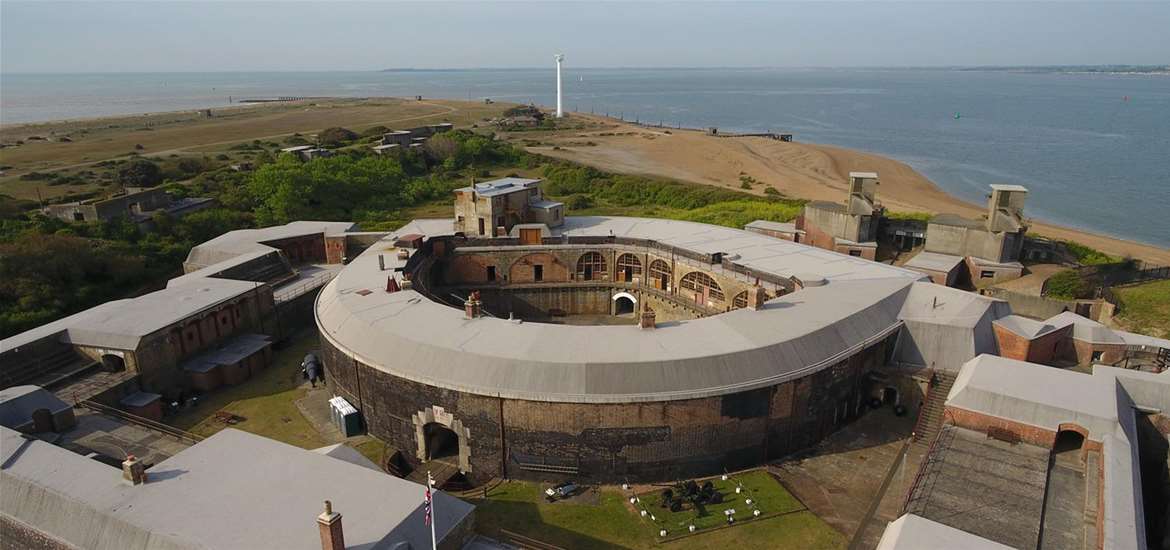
[116,159,162,187]
[318,127,358,146]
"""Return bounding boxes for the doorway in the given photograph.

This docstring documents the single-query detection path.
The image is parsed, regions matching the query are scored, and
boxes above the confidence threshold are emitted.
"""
[615,296,635,316]
[424,423,460,461]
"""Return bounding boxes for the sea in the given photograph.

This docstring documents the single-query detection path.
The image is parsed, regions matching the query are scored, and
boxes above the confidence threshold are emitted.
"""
[2,68,1168,248]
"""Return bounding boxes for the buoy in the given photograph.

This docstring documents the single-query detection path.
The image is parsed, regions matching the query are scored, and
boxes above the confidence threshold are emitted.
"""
[954,112,961,119]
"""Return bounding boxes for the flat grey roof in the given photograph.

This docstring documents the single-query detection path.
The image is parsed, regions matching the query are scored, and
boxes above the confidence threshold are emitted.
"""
[849,171,879,179]
[990,184,1028,192]
[877,513,1013,550]
[0,385,71,430]
[184,221,356,271]
[2,279,260,352]
[0,427,474,550]
[744,219,800,233]
[317,216,926,403]
[455,177,542,197]
[993,314,1059,339]
[904,251,965,273]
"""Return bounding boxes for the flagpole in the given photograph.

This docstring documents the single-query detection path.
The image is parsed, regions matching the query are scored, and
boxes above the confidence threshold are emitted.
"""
[428,471,438,550]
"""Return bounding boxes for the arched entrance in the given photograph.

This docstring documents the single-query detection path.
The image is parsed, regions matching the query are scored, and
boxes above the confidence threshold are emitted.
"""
[100,354,125,372]
[612,292,637,316]
[424,423,460,460]
[412,405,472,473]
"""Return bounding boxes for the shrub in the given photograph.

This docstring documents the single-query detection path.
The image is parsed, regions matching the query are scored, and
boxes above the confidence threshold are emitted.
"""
[763,186,781,196]
[1046,269,1093,300]
[116,159,162,186]
[563,194,593,210]
[318,127,358,146]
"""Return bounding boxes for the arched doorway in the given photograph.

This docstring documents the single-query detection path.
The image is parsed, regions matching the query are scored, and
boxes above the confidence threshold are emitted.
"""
[424,423,460,461]
[412,405,472,473]
[100,354,125,372]
[649,259,671,290]
[613,293,636,316]
[616,253,642,283]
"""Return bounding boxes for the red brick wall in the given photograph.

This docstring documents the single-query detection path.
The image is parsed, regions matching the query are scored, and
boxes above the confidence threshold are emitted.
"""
[508,253,569,283]
[444,255,496,284]
[325,235,346,264]
[802,218,836,252]
[946,406,1104,451]
[1070,339,1127,366]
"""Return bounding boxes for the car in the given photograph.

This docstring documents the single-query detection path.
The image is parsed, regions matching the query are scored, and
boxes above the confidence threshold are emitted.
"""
[545,481,579,501]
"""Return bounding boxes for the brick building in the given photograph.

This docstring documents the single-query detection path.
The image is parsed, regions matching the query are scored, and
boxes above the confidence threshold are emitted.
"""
[794,171,882,259]
[315,206,1032,485]
[452,177,564,237]
[907,184,1029,286]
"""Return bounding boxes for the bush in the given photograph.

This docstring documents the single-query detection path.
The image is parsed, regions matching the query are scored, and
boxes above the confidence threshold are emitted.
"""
[318,127,358,146]
[763,186,781,196]
[116,159,162,186]
[1046,269,1093,300]
[563,194,593,210]
[361,125,390,138]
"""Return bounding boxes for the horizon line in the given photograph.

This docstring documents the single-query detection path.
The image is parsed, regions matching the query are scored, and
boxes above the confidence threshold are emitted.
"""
[3,63,1167,75]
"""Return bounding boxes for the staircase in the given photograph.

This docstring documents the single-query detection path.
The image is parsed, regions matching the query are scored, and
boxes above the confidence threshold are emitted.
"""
[912,371,957,448]
[0,346,96,390]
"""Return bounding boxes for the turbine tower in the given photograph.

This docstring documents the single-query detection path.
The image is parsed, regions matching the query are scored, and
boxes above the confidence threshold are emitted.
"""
[554,53,565,118]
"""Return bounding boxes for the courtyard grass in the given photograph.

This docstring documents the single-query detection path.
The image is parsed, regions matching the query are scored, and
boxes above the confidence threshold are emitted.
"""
[1114,279,1170,338]
[636,470,805,533]
[167,329,327,449]
[468,474,845,550]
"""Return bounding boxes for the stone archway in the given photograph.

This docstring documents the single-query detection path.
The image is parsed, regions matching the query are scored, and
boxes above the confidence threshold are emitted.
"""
[612,291,638,316]
[412,405,472,473]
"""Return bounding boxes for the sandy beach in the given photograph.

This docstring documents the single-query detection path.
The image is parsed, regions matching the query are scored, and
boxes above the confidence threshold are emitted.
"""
[525,115,1170,265]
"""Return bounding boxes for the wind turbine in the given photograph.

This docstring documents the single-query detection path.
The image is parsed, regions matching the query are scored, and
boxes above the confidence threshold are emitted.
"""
[554,53,565,118]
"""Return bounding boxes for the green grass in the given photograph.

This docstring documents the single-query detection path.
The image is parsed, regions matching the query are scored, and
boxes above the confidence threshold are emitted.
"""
[1114,279,1170,338]
[469,474,844,550]
[168,330,328,449]
[637,471,804,533]
[885,210,932,222]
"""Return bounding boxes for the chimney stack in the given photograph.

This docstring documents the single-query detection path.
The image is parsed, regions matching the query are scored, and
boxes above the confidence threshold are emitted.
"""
[639,309,656,330]
[317,500,345,550]
[748,286,767,311]
[465,290,483,319]
[122,455,146,485]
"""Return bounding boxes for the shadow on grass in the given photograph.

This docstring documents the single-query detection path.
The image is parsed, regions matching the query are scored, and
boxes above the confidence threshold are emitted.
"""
[467,497,639,550]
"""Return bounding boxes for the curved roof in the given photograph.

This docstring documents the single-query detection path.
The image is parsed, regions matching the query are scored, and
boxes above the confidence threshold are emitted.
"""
[317,216,926,403]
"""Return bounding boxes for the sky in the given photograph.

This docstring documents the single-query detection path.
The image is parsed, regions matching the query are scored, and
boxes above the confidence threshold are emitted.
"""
[2,1,1168,73]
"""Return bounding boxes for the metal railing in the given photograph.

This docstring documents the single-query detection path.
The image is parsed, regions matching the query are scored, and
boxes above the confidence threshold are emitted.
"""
[77,400,204,445]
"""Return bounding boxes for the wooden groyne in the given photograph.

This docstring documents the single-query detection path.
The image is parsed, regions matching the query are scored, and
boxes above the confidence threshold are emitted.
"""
[236,96,326,104]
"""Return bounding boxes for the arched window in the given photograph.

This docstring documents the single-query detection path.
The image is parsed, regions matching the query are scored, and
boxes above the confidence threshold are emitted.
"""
[576,252,607,281]
[732,289,771,309]
[616,253,642,282]
[649,259,672,289]
[680,271,724,302]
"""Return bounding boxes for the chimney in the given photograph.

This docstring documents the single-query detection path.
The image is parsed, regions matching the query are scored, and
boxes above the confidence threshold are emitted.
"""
[378,254,385,271]
[317,500,345,550]
[748,286,767,311]
[639,309,656,330]
[122,454,146,485]
[465,290,483,319]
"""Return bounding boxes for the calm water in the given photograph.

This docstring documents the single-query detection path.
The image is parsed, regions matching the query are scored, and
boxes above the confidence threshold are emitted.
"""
[3,69,1168,247]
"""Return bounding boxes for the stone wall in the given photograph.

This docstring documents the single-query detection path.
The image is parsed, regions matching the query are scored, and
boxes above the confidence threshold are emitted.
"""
[319,330,889,484]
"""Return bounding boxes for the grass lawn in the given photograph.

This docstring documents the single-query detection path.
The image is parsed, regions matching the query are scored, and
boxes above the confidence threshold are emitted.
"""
[1114,279,1170,338]
[636,470,805,533]
[468,474,845,550]
[167,329,327,449]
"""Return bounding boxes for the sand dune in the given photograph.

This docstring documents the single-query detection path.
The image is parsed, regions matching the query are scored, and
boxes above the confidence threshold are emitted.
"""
[528,116,1170,265]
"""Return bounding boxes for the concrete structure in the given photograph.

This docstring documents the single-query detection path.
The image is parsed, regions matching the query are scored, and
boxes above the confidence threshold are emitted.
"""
[992,310,1170,368]
[45,187,214,225]
[795,172,882,259]
[893,353,1170,550]
[452,177,564,237]
[918,185,1029,285]
[280,145,333,161]
[0,385,76,433]
[2,221,377,421]
[743,219,804,243]
[315,186,1087,485]
[0,426,475,550]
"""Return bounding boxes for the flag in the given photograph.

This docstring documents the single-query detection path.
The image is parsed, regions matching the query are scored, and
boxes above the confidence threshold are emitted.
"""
[423,471,433,527]
[423,487,432,526]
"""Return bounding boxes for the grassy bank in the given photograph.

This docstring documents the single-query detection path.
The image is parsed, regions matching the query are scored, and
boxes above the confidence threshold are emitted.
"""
[1114,279,1170,338]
